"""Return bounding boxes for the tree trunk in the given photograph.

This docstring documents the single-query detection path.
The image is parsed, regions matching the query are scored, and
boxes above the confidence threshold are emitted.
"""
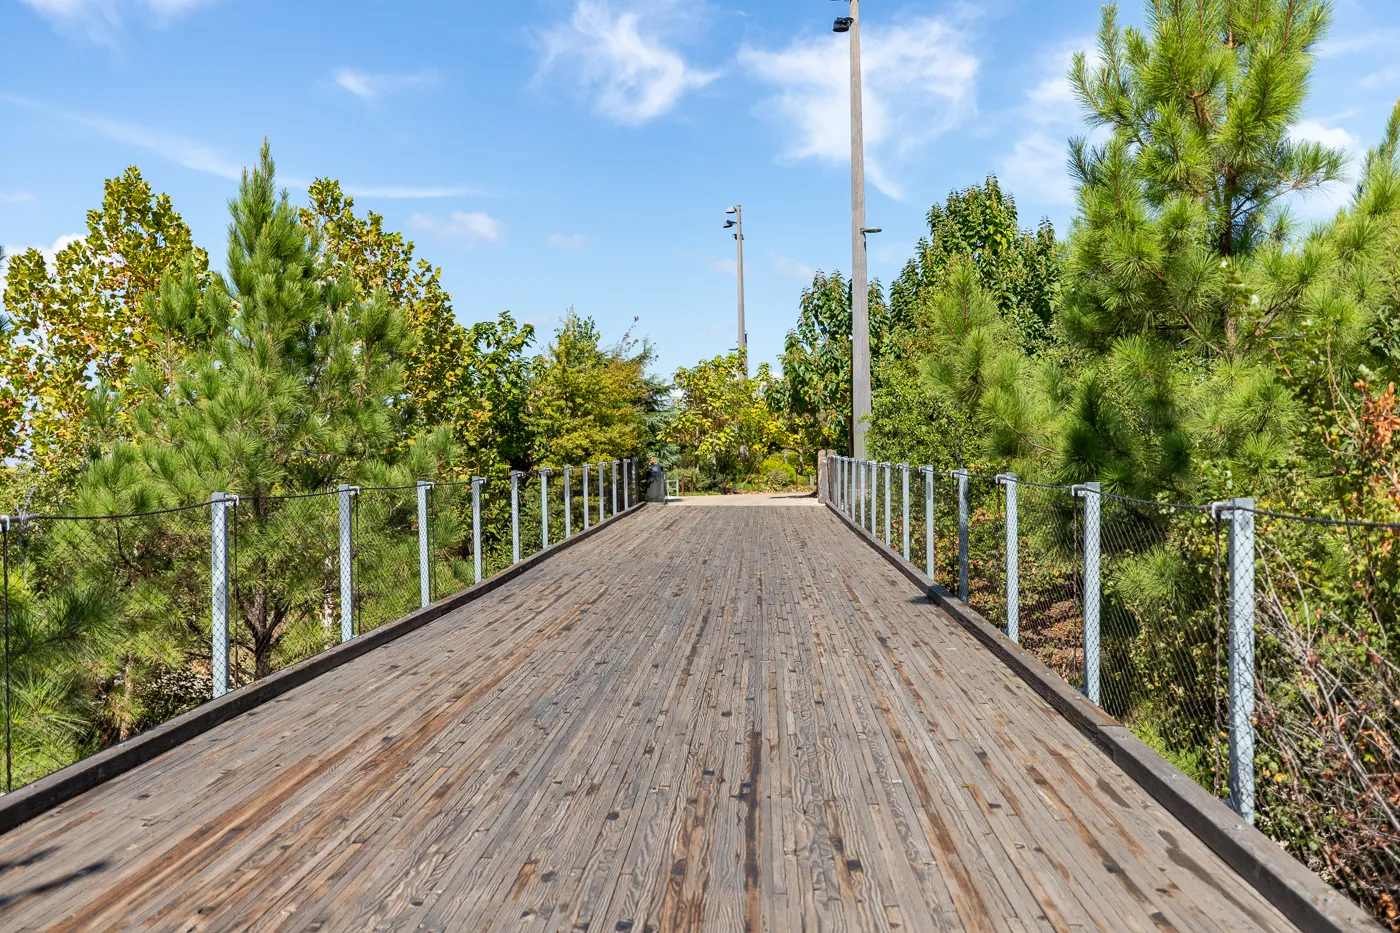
[253,582,271,681]
[118,653,135,742]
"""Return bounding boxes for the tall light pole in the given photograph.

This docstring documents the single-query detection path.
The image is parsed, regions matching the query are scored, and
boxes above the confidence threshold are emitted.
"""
[724,206,747,372]
[833,1,869,458]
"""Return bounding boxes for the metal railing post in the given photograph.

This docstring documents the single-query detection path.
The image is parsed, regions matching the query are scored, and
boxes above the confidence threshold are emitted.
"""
[338,484,359,642]
[855,459,863,526]
[540,468,551,550]
[843,457,850,514]
[1075,482,1102,705]
[997,473,1018,643]
[583,464,591,530]
[866,460,875,533]
[598,461,605,523]
[850,457,857,518]
[612,459,619,516]
[901,464,910,560]
[952,469,969,602]
[1227,497,1256,824]
[923,467,935,580]
[623,459,631,509]
[417,481,433,608]
[564,466,573,538]
[211,492,234,697]
[510,472,522,563]
[472,477,484,583]
[883,462,892,545]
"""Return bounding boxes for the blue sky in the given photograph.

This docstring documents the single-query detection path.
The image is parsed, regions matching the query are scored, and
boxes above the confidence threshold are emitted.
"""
[2,0,1398,380]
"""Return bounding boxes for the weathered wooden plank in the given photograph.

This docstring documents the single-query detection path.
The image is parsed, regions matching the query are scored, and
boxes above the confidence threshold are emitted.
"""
[0,500,1310,933]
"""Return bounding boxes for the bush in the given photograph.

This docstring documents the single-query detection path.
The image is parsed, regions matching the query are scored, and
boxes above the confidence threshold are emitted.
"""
[757,456,796,490]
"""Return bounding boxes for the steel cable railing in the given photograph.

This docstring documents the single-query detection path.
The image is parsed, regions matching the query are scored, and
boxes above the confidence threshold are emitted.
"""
[0,457,645,795]
[823,454,1400,923]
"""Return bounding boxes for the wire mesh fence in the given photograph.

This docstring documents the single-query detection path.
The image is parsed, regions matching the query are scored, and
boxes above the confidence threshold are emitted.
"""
[1,503,214,791]
[354,485,425,637]
[1017,483,1082,687]
[1097,495,1226,793]
[1252,513,1400,917]
[824,454,1400,924]
[966,474,1006,632]
[0,459,644,794]
[230,491,342,685]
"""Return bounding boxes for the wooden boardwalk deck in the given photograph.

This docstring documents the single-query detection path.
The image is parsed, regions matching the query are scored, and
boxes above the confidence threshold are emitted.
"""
[0,500,1303,932]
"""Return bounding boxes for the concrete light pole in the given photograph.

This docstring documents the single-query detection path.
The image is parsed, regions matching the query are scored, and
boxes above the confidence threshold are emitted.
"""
[834,0,870,458]
[725,205,747,372]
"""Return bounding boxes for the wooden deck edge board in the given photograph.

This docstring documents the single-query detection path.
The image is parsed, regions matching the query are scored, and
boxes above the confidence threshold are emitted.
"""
[0,500,650,838]
[822,495,1382,933]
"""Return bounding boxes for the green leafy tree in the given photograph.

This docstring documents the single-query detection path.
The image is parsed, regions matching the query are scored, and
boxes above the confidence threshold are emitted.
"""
[671,353,787,489]
[770,271,890,464]
[67,143,449,693]
[299,179,470,433]
[871,180,1062,468]
[889,175,1061,353]
[527,309,653,466]
[0,168,208,501]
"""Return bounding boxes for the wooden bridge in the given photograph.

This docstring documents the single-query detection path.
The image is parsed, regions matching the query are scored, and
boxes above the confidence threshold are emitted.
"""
[0,496,1374,931]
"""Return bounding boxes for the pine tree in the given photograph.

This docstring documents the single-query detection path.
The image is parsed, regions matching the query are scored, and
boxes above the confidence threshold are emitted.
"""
[1049,0,1348,494]
[70,143,448,685]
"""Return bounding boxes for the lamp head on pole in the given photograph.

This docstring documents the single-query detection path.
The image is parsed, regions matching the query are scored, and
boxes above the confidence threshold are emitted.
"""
[723,219,736,229]
[833,16,853,32]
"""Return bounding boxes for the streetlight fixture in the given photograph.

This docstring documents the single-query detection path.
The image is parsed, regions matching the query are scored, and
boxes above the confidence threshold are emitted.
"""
[832,0,870,458]
[724,205,747,373]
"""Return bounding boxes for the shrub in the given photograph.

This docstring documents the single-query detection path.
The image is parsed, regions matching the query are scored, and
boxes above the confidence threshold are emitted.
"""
[757,456,796,490]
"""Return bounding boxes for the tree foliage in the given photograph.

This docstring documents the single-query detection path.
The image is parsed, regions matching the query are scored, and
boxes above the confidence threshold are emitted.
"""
[527,309,655,467]
[769,271,891,463]
[870,179,1062,469]
[299,179,468,433]
[0,145,661,781]
[0,167,208,499]
[846,2,1400,919]
[671,353,787,488]
[890,174,1061,352]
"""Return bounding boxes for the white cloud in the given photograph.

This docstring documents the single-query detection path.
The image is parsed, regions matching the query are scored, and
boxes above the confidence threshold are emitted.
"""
[1000,132,1073,206]
[1022,39,1094,125]
[0,190,37,204]
[1286,120,1360,222]
[341,185,481,200]
[536,1,720,125]
[1317,30,1400,58]
[1,233,84,304]
[547,232,588,250]
[1289,119,1357,151]
[773,254,815,281]
[333,68,439,103]
[19,0,213,45]
[712,257,737,276]
[1361,66,1400,90]
[740,17,979,201]
[997,38,1096,207]
[0,93,242,179]
[409,211,503,245]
